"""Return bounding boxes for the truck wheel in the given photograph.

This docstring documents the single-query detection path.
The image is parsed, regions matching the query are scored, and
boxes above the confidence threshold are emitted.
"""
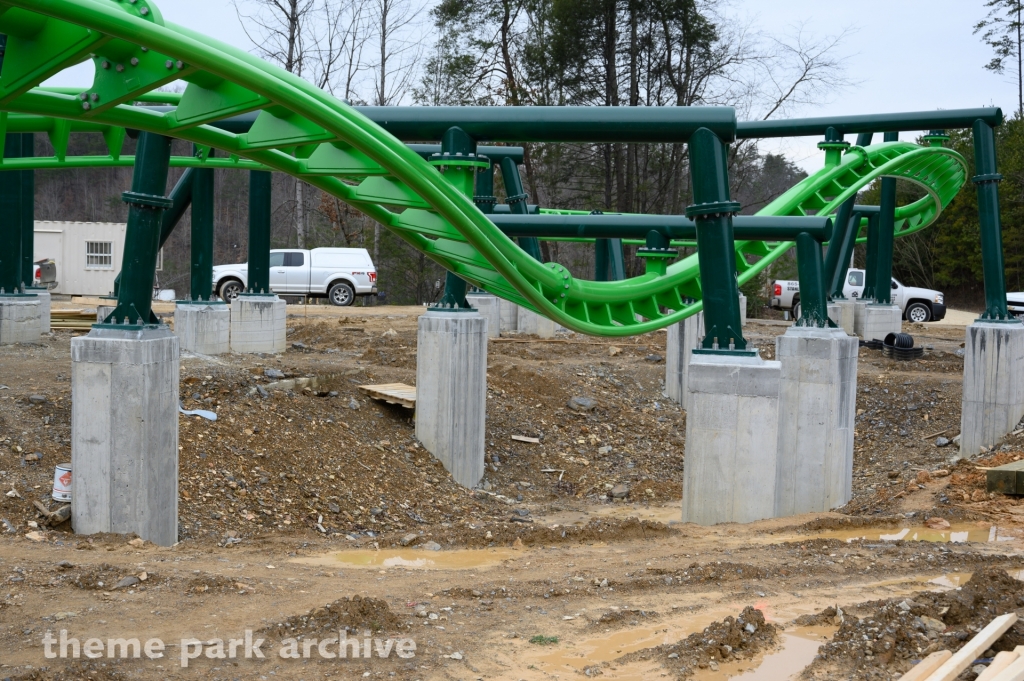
[906,302,932,323]
[792,301,801,321]
[219,280,243,301]
[329,282,355,306]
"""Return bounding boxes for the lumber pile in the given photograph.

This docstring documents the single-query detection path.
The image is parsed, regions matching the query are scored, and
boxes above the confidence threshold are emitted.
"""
[898,613,1018,680]
[50,309,96,331]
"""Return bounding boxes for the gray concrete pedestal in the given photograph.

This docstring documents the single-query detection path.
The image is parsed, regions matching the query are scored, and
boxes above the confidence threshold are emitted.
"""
[861,304,902,341]
[827,300,856,335]
[465,293,500,338]
[230,295,286,353]
[415,309,487,488]
[174,302,230,355]
[517,307,556,338]
[498,299,519,333]
[665,311,704,408]
[0,295,41,344]
[682,352,781,525]
[960,321,1024,457]
[71,326,179,546]
[775,326,858,515]
[27,289,50,335]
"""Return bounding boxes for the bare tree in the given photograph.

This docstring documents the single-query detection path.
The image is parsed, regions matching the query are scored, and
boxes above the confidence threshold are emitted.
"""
[976,0,1024,117]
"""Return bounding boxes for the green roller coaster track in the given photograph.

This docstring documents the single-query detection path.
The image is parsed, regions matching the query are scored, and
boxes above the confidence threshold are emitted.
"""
[0,0,972,336]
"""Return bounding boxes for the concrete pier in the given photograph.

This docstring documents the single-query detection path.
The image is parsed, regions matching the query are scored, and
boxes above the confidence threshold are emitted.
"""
[174,301,230,355]
[960,322,1024,457]
[517,307,557,338]
[861,304,903,341]
[28,289,50,335]
[738,293,747,327]
[774,326,858,515]
[498,298,519,333]
[415,309,487,488]
[827,300,856,335]
[465,293,501,338]
[665,311,704,409]
[71,326,179,546]
[682,352,781,525]
[0,295,41,344]
[230,294,286,354]
[96,302,117,323]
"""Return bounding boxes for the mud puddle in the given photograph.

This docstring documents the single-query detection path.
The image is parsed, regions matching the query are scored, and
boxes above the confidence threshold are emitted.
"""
[696,629,833,680]
[801,523,1021,544]
[292,547,518,569]
[536,503,683,527]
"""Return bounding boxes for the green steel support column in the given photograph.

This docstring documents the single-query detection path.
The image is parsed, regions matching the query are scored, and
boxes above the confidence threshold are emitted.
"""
[0,134,25,293]
[474,162,497,215]
[247,170,272,295]
[686,128,746,353]
[795,232,831,327]
[972,119,1013,320]
[823,131,872,296]
[112,166,195,298]
[190,147,215,301]
[435,127,485,309]
[609,238,625,280]
[105,132,173,325]
[595,238,610,281]
[18,133,33,287]
[862,213,880,301]
[874,132,899,305]
[499,156,542,261]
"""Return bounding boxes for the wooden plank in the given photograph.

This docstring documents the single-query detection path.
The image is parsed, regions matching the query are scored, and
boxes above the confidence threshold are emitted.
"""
[987,461,1024,495]
[924,613,1017,680]
[976,648,1021,681]
[511,434,540,444]
[897,650,952,681]
[358,383,416,409]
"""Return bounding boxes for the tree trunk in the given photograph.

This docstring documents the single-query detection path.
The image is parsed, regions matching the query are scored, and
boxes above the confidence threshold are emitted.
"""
[295,179,306,248]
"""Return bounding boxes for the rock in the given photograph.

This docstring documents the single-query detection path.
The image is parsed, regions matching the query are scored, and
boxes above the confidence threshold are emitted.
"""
[608,346,622,357]
[597,446,612,455]
[925,517,950,530]
[45,505,71,526]
[256,385,269,399]
[744,623,756,633]
[127,538,146,548]
[931,469,950,478]
[370,507,383,516]
[28,395,47,404]
[113,576,140,590]
[567,396,597,412]
[22,452,40,463]
[56,560,74,569]
[415,609,428,618]
[24,531,44,542]
[5,488,20,498]
[512,537,524,550]
[916,470,931,484]
[920,616,946,634]
[935,437,950,447]
[348,397,360,410]
[610,484,629,499]
[291,342,307,350]
[264,369,285,379]
[420,541,442,551]
[328,503,340,514]
[449,651,463,660]
[400,533,419,547]
[599,578,608,587]
[645,354,663,363]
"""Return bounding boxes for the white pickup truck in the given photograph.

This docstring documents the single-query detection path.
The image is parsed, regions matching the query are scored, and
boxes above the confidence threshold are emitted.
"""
[212,248,377,306]
[772,268,946,323]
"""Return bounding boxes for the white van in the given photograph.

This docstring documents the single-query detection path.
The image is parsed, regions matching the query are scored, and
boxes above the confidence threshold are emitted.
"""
[212,248,377,306]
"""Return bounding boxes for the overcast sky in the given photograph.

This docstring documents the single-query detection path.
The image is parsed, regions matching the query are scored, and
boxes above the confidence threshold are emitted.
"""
[44,0,1015,173]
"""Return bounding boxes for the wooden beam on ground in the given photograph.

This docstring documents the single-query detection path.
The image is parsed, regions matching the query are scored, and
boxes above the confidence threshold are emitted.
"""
[924,612,1017,680]
[358,383,416,409]
[976,648,1022,681]
[897,650,952,681]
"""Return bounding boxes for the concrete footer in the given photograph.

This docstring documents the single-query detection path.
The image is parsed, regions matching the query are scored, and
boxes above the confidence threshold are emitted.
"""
[665,311,704,409]
[71,326,179,546]
[0,295,42,344]
[174,302,230,355]
[230,295,286,353]
[960,321,1024,457]
[415,310,487,488]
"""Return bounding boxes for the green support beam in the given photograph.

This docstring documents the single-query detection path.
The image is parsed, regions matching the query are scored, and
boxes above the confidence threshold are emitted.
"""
[862,213,880,301]
[0,133,29,293]
[435,126,482,309]
[498,156,542,262]
[874,132,899,305]
[737,108,1002,139]
[595,237,625,281]
[190,146,215,301]
[824,132,874,299]
[489,214,833,241]
[18,133,34,288]
[247,170,272,295]
[102,132,173,325]
[972,119,1014,321]
[795,232,832,327]
[686,128,747,353]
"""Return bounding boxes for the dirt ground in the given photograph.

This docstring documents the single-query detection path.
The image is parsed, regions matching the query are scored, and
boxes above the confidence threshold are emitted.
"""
[2,303,1024,680]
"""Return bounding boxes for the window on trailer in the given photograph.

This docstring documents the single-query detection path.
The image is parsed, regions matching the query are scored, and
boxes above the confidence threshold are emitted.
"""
[85,241,113,269]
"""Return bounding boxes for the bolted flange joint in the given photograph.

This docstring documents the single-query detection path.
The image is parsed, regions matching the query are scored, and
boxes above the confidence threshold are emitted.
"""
[684,200,741,219]
[122,191,174,210]
[972,173,1004,185]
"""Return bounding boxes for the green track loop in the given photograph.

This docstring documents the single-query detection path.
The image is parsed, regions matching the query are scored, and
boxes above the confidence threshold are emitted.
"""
[0,0,968,336]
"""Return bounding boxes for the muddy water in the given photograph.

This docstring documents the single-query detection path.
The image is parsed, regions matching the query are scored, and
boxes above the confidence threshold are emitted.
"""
[696,629,833,681]
[535,503,683,527]
[293,547,518,569]
[800,523,1023,544]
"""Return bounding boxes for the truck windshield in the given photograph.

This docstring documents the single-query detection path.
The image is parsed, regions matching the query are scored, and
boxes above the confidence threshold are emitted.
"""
[848,271,863,286]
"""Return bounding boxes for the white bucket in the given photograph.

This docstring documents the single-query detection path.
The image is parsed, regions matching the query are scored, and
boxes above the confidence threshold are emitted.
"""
[52,463,72,502]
